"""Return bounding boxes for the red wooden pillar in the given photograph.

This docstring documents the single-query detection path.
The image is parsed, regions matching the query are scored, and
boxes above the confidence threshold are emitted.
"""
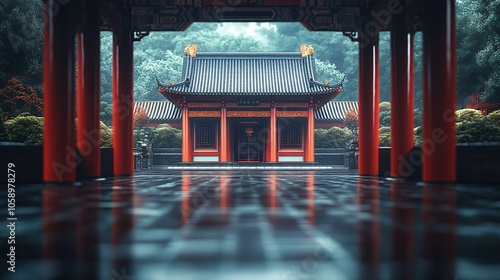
[112,20,134,175]
[43,0,76,182]
[220,105,228,162]
[269,103,277,162]
[77,0,101,178]
[305,105,315,162]
[390,1,415,177]
[182,105,191,162]
[358,33,380,175]
[422,0,457,182]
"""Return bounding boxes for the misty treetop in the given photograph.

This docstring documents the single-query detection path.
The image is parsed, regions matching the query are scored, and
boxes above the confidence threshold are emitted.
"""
[100,23,351,103]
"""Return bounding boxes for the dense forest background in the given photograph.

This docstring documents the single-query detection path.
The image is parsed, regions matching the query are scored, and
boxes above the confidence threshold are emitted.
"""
[1,0,499,119]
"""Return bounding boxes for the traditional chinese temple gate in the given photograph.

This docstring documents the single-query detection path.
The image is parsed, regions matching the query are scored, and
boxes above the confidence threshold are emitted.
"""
[156,50,343,163]
[42,0,456,183]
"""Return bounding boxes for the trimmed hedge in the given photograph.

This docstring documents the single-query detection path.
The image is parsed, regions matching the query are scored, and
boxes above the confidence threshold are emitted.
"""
[315,127,353,148]
[456,108,483,122]
[5,115,43,144]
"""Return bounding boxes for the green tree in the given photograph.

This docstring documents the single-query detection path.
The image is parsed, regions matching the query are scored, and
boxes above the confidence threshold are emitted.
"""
[414,108,422,127]
[100,101,112,126]
[475,0,500,102]
[0,0,43,86]
[455,0,500,103]
[314,129,329,148]
[152,124,181,148]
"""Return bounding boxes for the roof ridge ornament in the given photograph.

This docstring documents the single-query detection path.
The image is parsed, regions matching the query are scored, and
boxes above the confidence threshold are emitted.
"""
[184,44,199,58]
[300,44,314,57]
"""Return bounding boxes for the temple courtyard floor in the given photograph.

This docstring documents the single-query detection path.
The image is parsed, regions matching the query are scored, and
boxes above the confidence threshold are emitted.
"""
[2,168,500,280]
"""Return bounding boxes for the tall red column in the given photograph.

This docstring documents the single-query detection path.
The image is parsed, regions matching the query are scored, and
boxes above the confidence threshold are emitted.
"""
[305,105,315,162]
[182,106,191,162]
[77,0,101,178]
[43,0,76,182]
[112,20,134,175]
[358,33,380,175]
[269,104,277,162]
[390,2,415,177]
[422,0,457,182]
[220,105,228,162]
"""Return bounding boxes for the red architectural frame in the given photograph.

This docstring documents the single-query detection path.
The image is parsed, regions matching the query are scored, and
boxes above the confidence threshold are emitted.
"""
[41,0,458,183]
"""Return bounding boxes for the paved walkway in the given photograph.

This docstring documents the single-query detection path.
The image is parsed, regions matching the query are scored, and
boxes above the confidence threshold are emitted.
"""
[2,169,500,280]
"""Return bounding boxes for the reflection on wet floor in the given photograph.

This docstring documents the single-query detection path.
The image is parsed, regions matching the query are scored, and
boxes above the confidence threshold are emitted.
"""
[2,169,500,280]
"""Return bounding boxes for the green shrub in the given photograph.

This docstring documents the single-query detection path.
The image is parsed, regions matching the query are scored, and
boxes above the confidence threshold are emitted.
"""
[134,127,156,146]
[16,112,32,117]
[379,126,391,134]
[152,124,181,148]
[314,129,329,148]
[379,126,391,147]
[380,110,391,127]
[327,127,353,148]
[456,108,483,123]
[487,110,500,128]
[457,118,500,143]
[100,121,113,147]
[5,116,43,144]
[380,102,391,112]
[0,108,8,141]
[0,120,6,141]
[315,127,352,148]
[414,126,423,146]
[414,108,422,127]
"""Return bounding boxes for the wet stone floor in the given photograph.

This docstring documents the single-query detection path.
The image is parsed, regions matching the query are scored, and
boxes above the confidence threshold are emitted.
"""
[1,169,500,280]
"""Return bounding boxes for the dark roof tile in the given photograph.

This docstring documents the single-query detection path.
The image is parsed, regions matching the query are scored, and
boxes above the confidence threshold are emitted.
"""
[158,52,343,96]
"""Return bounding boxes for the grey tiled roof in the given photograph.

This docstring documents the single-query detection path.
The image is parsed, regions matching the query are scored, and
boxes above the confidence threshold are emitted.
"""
[133,101,358,123]
[158,52,343,96]
[134,101,181,122]
[315,101,358,122]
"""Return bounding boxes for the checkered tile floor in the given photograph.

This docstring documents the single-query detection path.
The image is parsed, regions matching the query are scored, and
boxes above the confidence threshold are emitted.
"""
[2,169,500,280]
